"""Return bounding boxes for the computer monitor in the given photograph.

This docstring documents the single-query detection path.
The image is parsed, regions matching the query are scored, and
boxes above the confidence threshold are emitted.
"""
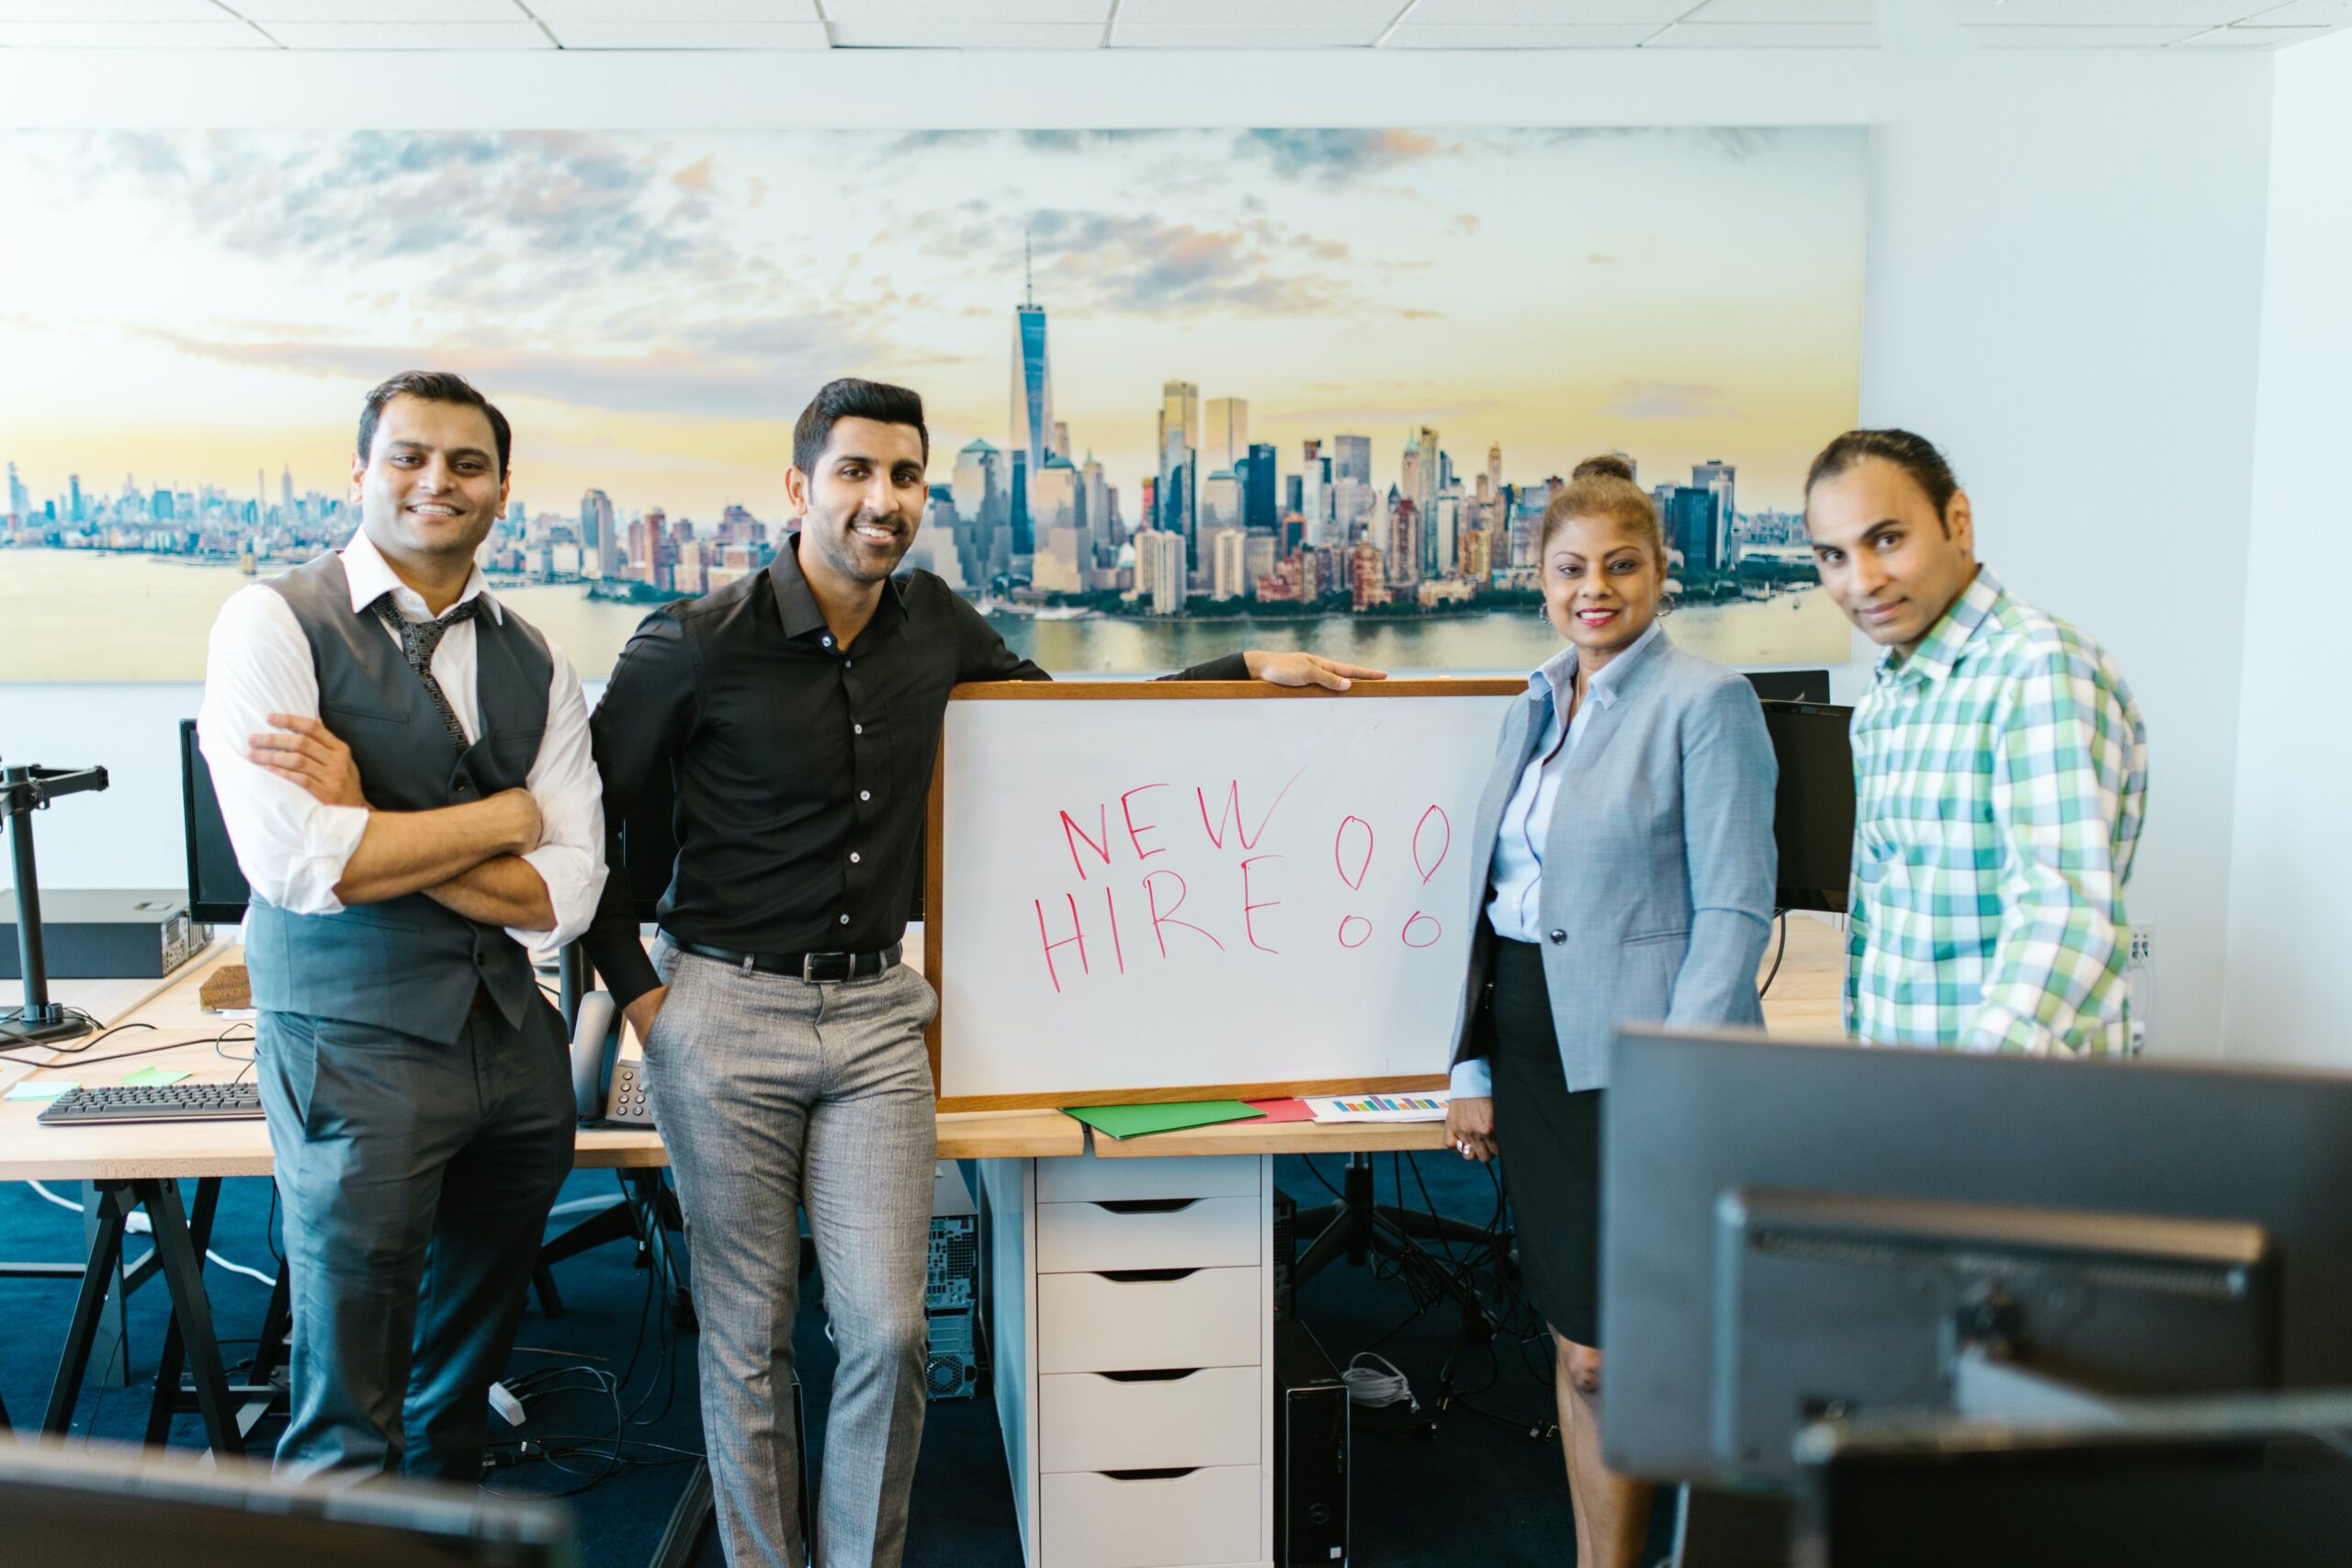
[0,1437,576,1566]
[1758,700,1854,914]
[179,719,250,926]
[1796,1393,2352,1568]
[1600,1028,2352,1488]
[1743,669,1833,705]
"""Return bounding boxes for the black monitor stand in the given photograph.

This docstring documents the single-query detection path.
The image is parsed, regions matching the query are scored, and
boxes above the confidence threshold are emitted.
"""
[2,761,110,1047]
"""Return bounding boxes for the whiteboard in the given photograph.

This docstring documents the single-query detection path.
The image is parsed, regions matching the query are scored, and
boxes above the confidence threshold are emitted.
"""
[926,680,1521,1110]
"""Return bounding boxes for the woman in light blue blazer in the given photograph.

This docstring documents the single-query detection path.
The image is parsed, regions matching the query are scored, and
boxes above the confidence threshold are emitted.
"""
[1444,455,1776,1568]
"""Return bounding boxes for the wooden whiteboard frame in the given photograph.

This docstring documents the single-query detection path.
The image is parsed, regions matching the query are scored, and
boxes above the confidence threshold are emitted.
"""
[923,677,1524,1111]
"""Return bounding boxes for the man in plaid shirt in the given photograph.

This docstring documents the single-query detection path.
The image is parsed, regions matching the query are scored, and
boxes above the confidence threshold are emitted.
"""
[1804,430,2147,1055]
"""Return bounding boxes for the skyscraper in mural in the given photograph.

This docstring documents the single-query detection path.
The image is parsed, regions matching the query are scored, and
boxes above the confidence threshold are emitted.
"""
[1010,238,1054,563]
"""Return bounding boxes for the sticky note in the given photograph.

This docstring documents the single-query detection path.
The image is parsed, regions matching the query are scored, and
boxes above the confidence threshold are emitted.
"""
[6,1079,79,1101]
[121,1066,190,1087]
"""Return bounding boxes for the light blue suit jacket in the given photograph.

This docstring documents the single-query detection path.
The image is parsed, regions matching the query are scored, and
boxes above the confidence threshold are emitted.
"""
[1447,629,1779,1092]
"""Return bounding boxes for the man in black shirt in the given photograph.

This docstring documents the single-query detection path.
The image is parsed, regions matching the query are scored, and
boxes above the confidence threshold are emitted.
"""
[585,378,1375,1568]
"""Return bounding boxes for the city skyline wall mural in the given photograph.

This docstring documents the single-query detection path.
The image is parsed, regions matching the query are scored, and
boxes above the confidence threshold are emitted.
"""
[0,126,1866,682]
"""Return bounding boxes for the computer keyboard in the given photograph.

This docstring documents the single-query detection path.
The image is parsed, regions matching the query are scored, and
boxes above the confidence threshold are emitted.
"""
[36,1082,266,1126]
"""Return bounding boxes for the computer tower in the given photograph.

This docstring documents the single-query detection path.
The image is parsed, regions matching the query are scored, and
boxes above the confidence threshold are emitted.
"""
[1272,1186,1298,1322]
[1274,1318,1349,1565]
[926,1161,983,1401]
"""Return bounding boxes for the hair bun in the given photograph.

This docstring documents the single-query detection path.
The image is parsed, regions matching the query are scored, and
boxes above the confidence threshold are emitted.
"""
[1570,454,1635,483]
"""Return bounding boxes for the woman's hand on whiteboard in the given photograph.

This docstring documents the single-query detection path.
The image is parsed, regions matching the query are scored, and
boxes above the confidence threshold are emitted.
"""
[1445,1095,1497,1163]
[1241,651,1389,691]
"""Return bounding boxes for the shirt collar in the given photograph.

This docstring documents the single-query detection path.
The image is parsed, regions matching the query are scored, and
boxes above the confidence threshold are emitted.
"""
[1879,565,2000,686]
[339,526,501,624]
[768,532,908,644]
[1528,617,1666,714]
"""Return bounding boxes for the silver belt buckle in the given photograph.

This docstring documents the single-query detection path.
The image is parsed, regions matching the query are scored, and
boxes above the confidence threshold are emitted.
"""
[800,952,818,982]
[741,954,757,976]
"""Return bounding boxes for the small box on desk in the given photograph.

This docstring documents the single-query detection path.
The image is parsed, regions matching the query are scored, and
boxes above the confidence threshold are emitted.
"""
[0,890,209,980]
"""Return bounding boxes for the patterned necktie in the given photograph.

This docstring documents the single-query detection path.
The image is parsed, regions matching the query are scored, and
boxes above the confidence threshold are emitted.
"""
[372,593,481,755]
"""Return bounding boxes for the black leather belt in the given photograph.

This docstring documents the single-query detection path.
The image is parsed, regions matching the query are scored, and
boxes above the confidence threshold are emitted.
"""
[668,935,902,983]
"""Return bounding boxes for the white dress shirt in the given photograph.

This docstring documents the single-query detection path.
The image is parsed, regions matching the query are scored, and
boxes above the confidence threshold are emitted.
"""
[1451,620,1663,1099]
[198,527,605,950]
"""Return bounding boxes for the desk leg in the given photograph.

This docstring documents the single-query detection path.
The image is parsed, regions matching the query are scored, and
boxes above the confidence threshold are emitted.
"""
[44,1182,130,1434]
[83,1179,133,1387]
[143,1177,223,1446]
[139,1178,243,1457]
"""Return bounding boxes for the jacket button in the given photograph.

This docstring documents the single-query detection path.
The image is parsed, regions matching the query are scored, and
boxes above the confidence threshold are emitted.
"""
[1547,930,1567,945]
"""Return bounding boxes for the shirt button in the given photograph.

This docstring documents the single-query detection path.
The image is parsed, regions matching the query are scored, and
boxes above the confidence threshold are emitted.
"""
[839,914,851,926]
[859,789,872,803]
[850,852,862,864]
[821,636,833,647]
[845,659,854,669]
[1548,929,1567,945]
[854,723,864,735]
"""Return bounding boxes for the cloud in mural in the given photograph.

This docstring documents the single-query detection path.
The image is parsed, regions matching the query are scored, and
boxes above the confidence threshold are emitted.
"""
[1600,379,1742,423]
[1236,129,1445,182]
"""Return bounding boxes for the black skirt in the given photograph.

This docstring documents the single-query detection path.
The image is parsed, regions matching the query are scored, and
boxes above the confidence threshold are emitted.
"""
[1488,936,1606,1348]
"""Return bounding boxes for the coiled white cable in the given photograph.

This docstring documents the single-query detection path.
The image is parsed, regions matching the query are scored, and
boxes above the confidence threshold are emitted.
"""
[1342,1350,1419,1412]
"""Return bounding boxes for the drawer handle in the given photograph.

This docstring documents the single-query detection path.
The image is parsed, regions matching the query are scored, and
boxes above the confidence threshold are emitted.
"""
[1099,1368,1201,1383]
[1100,1468,1201,1483]
[1094,1268,1198,1283]
[1091,1198,1200,1214]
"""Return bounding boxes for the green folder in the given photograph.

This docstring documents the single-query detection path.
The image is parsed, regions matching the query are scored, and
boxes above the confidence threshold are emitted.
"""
[1064,1100,1266,1141]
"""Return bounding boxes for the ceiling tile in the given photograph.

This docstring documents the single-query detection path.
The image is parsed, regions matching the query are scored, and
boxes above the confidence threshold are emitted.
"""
[547,17,827,44]
[1385,19,1668,39]
[0,0,220,16]
[1962,20,2209,39]
[524,0,819,17]
[1115,0,1405,21]
[1644,18,1877,39]
[819,0,1109,17]
[241,1,524,17]
[830,20,1105,44]
[1683,0,1872,21]
[2174,19,2334,37]
[2233,0,2350,22]
[1943,0,2244,25]
[0,18,275,42]
[1109,20,1390,42]
[253,17,552,43]
[1402,0,1684,18]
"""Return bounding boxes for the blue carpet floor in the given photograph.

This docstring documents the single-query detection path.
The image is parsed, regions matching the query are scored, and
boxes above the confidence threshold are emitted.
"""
[1,1149,1634,1565]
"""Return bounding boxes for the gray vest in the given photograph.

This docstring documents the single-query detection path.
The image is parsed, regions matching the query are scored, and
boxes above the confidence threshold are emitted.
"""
[243,551,553,1045]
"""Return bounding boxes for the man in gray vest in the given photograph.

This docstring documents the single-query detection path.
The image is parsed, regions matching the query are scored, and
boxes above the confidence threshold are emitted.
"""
[198,370,605,1481]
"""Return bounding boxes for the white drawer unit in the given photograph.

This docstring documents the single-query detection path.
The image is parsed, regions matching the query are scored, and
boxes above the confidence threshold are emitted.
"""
[1040,1465,1264,1568]
[980,1153,1275,1568]
[1039,1368,1261,1473]
[1036,1195,1261,1275]
[1038,1267,1263,1375]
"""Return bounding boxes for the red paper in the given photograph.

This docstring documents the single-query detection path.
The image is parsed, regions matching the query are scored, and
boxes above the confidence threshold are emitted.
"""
[1243,1097,1316,1124]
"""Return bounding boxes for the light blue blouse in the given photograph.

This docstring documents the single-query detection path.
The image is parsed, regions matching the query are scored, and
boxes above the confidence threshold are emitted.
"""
[1450,620,1664,1099]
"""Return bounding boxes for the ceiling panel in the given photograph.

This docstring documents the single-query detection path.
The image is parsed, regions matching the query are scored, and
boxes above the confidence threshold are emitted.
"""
[1108,20,1395,42]
[2234,0,2350,21]
[0,0,219,15]
[521,0,819,17]
[2176,17,2333,35]
[830,19,1106,44]
[1944,0,2246,23]
[1962,20,2209,39]
[1384,19,1668,40]
[0,18,274,42]
[1645,18,1877,39]
[1115,0,1407,21]
[1685,0,1873,21]
[251,17,552,44]
[239,1,526,17]
[817,0,1111,18]
[546,18,828,44]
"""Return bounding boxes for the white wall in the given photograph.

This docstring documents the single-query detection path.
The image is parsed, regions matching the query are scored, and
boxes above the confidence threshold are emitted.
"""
[2222,29,2352,1067]
[0,0,2278,1056]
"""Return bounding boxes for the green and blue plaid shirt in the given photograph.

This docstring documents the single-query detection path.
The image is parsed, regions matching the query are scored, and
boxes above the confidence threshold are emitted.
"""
[1845,568,2148,1055]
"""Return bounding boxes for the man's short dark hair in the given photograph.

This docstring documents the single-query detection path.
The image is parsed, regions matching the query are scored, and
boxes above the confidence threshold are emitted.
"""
[356,371,513,477]
[792,378,928,475]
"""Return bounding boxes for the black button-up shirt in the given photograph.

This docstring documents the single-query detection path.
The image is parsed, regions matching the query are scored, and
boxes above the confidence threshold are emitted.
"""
[584,535,1246,1006]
